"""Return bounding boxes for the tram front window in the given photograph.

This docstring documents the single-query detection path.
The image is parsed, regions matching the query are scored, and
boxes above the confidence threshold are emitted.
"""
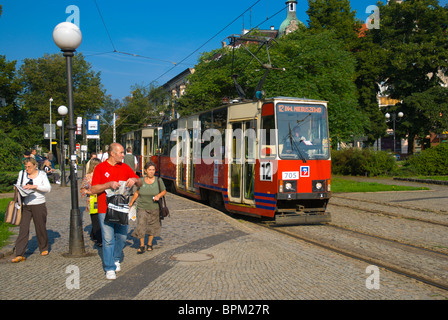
[277,103,330,160]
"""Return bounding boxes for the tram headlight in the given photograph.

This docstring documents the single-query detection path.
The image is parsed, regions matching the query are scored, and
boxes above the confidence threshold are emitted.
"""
[279,180,297,193]
[312,180,325,192]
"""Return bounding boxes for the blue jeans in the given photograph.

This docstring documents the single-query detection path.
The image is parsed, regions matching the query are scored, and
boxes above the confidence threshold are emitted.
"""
[98,213,128,272]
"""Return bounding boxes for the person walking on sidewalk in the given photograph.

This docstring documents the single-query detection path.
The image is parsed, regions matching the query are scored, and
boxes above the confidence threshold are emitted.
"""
[80,158,102,246]
[129,161,166,254]
[11,158,51,263]
[90,143,142,280]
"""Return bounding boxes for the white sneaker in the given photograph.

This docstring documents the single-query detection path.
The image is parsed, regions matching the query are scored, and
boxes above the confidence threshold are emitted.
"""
[115,261,121,272]
[106,270,116,280]
[55,180,61,184]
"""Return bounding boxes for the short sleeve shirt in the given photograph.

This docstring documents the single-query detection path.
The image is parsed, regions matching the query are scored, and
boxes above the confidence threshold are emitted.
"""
[137,177,166,210]
[91,161,138,213]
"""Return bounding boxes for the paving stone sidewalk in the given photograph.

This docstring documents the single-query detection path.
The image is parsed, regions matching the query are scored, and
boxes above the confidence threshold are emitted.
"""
[1,177,448,302]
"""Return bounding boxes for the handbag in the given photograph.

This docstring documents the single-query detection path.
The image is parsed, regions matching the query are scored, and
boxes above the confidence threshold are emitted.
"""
[5,171,24,226]
[105,194,130,225]
[6,187,22,225]
[157,178,169,220]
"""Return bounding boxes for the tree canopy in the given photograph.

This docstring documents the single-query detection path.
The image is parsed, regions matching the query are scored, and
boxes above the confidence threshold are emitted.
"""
[370,0,448,150]
[177,27,367,145]
[0,53,106,151]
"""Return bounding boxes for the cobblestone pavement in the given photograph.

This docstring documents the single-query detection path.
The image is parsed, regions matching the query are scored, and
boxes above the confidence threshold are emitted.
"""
[1,177,448,302]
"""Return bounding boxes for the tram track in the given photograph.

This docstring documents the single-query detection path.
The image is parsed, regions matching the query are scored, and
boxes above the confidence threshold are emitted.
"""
[257,221,448,292]
[168,187,448,292]
[252,193,448,292]
[331,195,448,227]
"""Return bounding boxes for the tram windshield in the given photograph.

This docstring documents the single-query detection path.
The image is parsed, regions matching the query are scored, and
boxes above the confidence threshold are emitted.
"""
[277,103,330,160]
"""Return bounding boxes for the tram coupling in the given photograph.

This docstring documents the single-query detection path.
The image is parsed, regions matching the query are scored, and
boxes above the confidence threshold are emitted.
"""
[274,203,331,225]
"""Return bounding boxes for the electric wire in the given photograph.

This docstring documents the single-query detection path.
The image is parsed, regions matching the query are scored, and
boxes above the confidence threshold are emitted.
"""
[148,0,263,85]
[91,0,286,88]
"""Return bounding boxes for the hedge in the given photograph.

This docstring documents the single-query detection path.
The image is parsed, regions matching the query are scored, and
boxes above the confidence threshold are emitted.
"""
[407,143,448,175]
[331,148,398,177]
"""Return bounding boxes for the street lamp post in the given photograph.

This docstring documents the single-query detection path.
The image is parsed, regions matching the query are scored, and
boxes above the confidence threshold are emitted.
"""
[57,106,68,187]
[53,22,90,257]
[56,119,64,176]
[49,97,53,152]
[385,112,404,153]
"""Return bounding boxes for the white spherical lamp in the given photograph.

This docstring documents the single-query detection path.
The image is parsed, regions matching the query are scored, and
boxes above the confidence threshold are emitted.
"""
[53,22,82,51]
[58,105,68,116]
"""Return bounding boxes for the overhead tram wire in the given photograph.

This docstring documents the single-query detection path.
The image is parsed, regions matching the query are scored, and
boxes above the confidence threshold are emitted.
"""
[148,0,264,85]
[93,0,117,52]
[92,0,285,87]
[92,0,178,66]
[149,2,287,86]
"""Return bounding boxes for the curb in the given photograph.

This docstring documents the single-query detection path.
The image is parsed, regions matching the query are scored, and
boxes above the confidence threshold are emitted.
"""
[393,177,448,185]
[0,227,18,259]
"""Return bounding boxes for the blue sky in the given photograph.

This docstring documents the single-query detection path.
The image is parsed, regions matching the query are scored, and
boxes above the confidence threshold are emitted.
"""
[1,0,447,101]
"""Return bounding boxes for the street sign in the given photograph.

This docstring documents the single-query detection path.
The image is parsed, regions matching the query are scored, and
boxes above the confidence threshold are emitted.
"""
[44,124,56,139]
[87,119,99,135]
[76,117,82,135]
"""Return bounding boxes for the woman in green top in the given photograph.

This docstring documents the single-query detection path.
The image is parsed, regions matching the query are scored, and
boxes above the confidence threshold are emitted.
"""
[129,161,166,254]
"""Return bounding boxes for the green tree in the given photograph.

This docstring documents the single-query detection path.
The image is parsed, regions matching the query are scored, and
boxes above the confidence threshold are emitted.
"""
[177,48,240,115]
[178,29,367,145]
[371,0,448,152]
[0,129,23,171]
[0,55,29,150]
[307,0,363,51]
[17,53,106,151]
[266,30,367,143]
[115,83,170,141]
[307,0,388,145]
[353,30,388,145]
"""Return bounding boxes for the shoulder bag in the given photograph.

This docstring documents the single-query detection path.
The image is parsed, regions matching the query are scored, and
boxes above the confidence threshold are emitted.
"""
[5,170,24,225]
[157,177,169,220]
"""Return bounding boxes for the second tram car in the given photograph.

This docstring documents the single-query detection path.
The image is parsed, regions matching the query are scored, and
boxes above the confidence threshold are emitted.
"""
[121,127,161,176]
[151,97,331,225]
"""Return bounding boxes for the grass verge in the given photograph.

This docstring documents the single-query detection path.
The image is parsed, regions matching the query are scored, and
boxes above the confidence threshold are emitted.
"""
[332,177,429,193]
[0,198,15,250]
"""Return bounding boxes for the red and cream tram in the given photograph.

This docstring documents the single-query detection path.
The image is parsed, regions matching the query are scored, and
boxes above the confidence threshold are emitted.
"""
[149,97,331,225]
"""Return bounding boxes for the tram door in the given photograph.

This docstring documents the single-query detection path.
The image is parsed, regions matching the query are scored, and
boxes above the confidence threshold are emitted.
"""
[176,123,185,190]
[228,120,256,205]
[177,117,197,193]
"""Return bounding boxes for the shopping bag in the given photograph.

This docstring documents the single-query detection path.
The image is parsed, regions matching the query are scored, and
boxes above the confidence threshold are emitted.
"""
[105,194,130,225]
[89,194,98,214]
[5,187,22,226]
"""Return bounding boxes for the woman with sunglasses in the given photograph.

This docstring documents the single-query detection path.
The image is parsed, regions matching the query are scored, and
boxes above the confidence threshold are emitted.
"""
[11,158,51,263]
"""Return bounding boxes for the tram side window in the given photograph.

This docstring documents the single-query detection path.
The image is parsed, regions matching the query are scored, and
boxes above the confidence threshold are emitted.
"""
[261,104,276,158]
[212,107,227,156]
[199,111,212,157]
[161,123,171,156]
[169,122,178,155]
[153,129,160,154]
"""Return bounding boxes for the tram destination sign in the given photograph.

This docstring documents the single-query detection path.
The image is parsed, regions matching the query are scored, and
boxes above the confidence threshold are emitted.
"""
[277,104,323,113]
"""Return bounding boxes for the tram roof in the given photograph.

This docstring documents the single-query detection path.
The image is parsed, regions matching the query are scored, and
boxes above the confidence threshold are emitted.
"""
[161,96,328,125]
[271,96,328,103]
